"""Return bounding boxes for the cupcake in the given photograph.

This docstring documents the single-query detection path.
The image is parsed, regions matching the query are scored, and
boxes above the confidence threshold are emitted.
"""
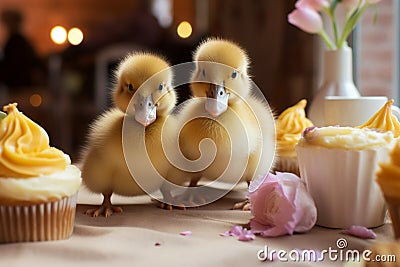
[357,99,400,138]
[0,103,82,243]
[296,126,394,228]
[365,241,400,266]
[376,140,400,239]
[275,99,313,175]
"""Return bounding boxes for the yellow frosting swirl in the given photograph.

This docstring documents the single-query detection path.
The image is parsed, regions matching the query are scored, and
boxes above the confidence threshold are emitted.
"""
[376,140,400,198]
[276,99,313,157]
[0,103,67,178]
[357,99,400,138]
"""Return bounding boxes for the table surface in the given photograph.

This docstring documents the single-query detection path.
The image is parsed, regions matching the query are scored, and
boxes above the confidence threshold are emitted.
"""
[0,183,395,267]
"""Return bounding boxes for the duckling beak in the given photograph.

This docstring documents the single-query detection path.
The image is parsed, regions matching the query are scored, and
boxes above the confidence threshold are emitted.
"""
[134,95,156,127]
[205,82,228,117]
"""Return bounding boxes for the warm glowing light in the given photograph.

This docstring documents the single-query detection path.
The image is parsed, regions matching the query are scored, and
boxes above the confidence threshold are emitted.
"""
[50,26,67,44]
[30,94,42,107]
[68,27,84,45]
[177,21,192,39]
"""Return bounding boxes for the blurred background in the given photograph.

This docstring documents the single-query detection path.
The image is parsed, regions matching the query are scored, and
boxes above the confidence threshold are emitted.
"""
[0,0,397,161]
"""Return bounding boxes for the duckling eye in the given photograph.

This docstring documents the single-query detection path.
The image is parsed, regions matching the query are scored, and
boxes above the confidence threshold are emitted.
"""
[231,70,237,79]
[128,83,134,92]
[158,83,164,91]
[202,69,206,77]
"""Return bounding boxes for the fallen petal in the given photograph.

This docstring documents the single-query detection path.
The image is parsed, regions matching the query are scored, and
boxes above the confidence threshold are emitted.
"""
[342,225,377,239]
[219,231,230,237]
[238,229,256,241]
[229,225,243,236]
[180,230,193,236]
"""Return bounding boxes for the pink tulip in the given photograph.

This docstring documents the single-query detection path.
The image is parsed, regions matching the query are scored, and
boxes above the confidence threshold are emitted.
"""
[296,0,329,11]
[341,0,364,12]
[288,7,323,34]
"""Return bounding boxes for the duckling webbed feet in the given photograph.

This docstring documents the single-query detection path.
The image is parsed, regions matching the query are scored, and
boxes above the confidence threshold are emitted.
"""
[232,198,251,210]
[85,193,123,217]
[174,190,210,207]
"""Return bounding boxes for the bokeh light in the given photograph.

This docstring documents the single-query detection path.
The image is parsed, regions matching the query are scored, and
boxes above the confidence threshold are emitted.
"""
[177,21,192,39]
[30,94,42,107]
[50,26,67,45]
[68,27,84,45]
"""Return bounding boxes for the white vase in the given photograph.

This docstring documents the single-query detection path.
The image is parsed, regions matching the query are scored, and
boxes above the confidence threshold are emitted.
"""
[308,46,360,126]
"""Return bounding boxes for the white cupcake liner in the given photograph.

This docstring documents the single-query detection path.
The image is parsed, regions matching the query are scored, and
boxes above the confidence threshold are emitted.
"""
[0,193,78,243]
[296,146,389,228]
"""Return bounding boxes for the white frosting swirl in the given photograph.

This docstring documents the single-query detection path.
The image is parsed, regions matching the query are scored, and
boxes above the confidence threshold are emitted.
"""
[0,158,82,202]
[297,126,394,150]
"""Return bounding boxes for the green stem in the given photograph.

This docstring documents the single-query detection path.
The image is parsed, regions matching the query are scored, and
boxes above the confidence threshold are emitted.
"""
[332,19,339,46]
[319,30,335,50]
[327,9,339,47]
[337,3,369,48]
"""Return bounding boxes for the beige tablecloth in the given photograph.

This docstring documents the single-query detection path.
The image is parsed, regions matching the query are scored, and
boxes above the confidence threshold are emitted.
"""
[0,184,395,267]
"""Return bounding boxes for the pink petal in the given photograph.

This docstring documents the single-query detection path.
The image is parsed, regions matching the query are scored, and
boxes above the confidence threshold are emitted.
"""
[219,231,230,237]
[180,230,192,236]
[238,228,256,241]
[341,225,376,239]
[341,0,364,12]
[248,174,268,193]
[296,0,329,11]
[251,219,291,237]
[302,126,319,141]
[250,180,297,234]
[220,226,255,241]
[288,7,323,34]
[229,225,243,236]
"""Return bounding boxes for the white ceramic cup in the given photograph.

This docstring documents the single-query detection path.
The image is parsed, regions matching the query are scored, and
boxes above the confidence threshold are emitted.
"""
[324,96,400,127]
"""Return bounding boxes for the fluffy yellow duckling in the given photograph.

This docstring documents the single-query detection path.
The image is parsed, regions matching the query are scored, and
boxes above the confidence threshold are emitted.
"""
[176,38,276,207]
[80,52,177,217]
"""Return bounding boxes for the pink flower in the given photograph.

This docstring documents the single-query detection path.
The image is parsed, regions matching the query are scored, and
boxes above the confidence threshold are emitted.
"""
[341,0,380,12]
[288,6,323,34]
[296,0,329,11]
[249,172,317,237]
[341,0,364,12]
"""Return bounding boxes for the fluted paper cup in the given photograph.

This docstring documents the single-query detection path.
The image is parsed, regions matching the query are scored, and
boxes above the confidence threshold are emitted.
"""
[296,146,389,228]
[383,195,400,239]
[0,193,78,243]
[274,157,300,176]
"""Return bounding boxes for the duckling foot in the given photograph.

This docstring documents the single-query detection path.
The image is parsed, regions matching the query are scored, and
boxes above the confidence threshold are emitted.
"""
[151,198,186,210]
[232,198,251,211]
[85,193,123,217]
[175,190,210,207]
